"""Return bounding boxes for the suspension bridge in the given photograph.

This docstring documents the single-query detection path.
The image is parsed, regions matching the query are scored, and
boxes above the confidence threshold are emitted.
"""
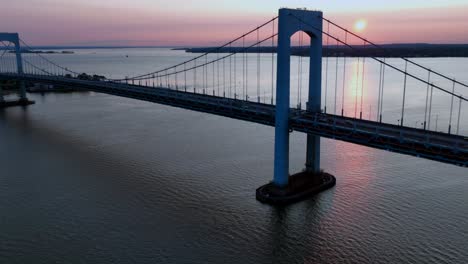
[0,8,466,204]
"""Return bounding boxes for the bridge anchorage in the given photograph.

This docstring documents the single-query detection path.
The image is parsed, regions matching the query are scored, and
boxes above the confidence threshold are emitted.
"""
[256,9,336,205]
[0,33,34,108]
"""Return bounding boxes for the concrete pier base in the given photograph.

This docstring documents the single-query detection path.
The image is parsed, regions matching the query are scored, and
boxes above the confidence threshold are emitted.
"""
[256,171,336,205]
[0,98,35,108]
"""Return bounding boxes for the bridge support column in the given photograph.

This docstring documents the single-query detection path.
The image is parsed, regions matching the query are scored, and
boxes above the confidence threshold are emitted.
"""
[18,81,26,101]
[306,135,320,172]
[256,8,336,205]
[0,33,34,108]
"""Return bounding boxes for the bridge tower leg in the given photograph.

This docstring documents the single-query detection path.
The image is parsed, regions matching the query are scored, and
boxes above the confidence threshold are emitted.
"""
[256,8,336,205]
[305,27,323,174]
[0,33,33,107]
[272,9,293,187]
[13,34,27,100]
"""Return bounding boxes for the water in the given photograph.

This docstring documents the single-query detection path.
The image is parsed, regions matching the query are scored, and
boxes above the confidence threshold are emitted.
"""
[1,49,467,263]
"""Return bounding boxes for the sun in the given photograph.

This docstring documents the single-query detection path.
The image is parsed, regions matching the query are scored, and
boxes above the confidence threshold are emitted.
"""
[354,19,367,32]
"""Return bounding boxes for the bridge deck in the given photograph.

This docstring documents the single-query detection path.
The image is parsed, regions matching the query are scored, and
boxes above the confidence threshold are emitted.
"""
[2,73,467,167]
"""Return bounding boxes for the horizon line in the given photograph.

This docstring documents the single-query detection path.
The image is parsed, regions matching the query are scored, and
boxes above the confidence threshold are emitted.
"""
[3,42,468,50]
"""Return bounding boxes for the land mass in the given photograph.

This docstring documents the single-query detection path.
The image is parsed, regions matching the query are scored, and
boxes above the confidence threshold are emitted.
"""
[177,43,468,58]
[8,50,74,54]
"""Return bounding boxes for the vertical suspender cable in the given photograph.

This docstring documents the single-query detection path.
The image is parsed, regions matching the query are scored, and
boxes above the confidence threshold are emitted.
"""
[423,71,431,130]
[448,80,456,134]
[4,51,8,73]
[30,57,34,75]
[184,63,187,91]
[175,67,178,89]
[271,19,275,105]
[217,53,220,96]
[242,36,245,100]
[36,56,40,75]
[229,43,232,97]
[39,55,43,75]
[355,57,360,118]
[380,58,386,123]
[3,47,7,72]
[234,44,237,99]
[428,83,434,130]
[246,37,249,101]
[202,57,205,91]
[377,63,383,121]
[204,55,208,93]
[456,98,462,135]
[7,49,11,73]
[30,54,35,75]
[20,58,24,74]
[211,55,219,95]
[36,54,40,74]
[223,54,226,97]
[401,60,408,126]
[0,52,4,73]
[213,56,215,95]
[257,28,261,103]
[194,59,197,92]
[299,32,303,109]
[334,38,339,115]
[0,42,3,73]
[166,70,169,87]
[31,56,36,75]
[23,58,27,74]
[297,33,302,108]
[324,22,330,113]
[360,42,366,119]
[341,31,347,116]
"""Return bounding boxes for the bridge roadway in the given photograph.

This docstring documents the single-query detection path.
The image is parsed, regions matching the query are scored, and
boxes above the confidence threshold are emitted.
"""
[2,73,467,167]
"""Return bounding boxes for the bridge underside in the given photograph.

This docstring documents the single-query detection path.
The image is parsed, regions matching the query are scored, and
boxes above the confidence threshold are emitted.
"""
[2,73,467,167]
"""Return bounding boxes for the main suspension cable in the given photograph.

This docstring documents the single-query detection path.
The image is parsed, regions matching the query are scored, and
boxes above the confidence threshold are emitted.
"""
[113,17,278,81]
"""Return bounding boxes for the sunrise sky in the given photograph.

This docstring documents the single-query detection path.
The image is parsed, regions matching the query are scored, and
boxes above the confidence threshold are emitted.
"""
[3,0,468,46]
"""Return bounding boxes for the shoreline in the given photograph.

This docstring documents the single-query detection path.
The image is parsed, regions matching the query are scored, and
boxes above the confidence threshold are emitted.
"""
[177,43,468,58]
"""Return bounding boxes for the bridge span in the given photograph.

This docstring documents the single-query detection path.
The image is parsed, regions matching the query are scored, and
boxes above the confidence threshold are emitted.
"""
[1,8,467,204]
[2,73,465,168]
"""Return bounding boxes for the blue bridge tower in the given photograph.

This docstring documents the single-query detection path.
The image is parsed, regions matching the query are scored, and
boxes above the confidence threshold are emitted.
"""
[256,8,336,204]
